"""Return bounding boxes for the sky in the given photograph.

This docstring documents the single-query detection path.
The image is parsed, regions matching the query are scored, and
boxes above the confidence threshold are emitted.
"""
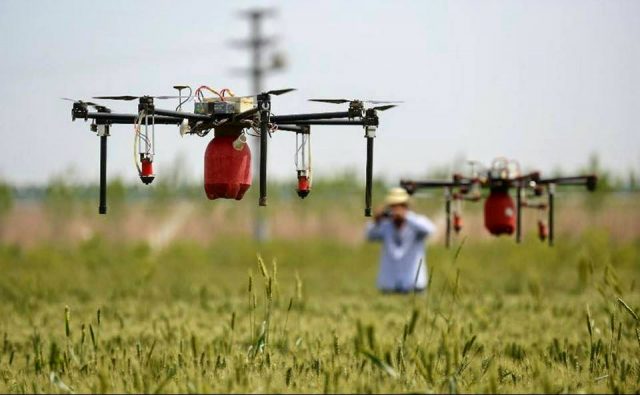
[0,0,638,186]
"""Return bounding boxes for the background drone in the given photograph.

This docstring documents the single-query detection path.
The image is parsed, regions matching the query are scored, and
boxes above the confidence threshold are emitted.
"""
[400,157,597,247]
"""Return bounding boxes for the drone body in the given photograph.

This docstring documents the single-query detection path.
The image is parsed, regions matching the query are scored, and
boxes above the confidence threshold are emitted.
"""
[401,158,598,247]
[66,87,397,216]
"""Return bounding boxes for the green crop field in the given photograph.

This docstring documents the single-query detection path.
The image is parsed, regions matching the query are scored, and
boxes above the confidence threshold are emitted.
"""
[0,228,638,393]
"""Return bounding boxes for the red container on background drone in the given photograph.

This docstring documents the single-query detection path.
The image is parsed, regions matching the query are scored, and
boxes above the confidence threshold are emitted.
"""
[484,189,516,235]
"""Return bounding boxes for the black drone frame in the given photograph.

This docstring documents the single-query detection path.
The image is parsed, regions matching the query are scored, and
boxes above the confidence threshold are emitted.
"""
[69,91,383,216]
[400,173,597,248]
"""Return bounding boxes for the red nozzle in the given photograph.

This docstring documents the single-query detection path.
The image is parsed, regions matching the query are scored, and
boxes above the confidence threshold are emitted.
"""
[296,175,310,199]
[537,220,548,241]
[140,157,155,185]
[453,212,463,233]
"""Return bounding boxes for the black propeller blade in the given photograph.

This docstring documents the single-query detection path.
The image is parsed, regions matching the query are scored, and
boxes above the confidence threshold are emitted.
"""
[365,100,404,104]
[309,99,403,105]
[237,88,296,99]
[309,99,350,104]
[92,95,182,101]
[371,104,397,111]
[62,97,100,106]
[265,88,296,96]
[62,98,110,111]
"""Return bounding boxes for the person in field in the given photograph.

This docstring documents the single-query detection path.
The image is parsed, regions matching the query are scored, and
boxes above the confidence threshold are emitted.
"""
[366,187,436,294]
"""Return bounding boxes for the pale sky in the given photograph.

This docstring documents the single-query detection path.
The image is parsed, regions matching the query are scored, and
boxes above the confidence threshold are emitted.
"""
[0,0,638,186]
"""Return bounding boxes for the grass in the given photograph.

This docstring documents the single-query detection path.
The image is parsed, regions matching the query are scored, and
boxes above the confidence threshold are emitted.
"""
[0,229,638,393]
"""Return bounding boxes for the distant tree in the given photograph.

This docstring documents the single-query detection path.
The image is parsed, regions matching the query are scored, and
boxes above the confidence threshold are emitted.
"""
[0,179,13,239]
[628,169,638,191]
[44,173,78,239]
[424,163,451,180]
[583,153,612,192]
[107,177,127,211]
[581,153,611,211]
[550,165,564,179]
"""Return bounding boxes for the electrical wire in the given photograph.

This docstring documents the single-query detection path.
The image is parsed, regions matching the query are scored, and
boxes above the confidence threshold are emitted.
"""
[133,110,154,175]
[133,111,144,174]
[195,85,224,102]
[294,131,312,187]
[176,86,193,111]
[220,88,235,98]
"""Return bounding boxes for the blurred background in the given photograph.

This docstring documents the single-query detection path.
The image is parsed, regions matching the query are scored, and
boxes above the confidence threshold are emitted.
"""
[0,0,638,246]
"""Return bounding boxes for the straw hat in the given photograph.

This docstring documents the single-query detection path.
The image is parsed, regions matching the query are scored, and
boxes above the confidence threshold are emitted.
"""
[385,187,410,206]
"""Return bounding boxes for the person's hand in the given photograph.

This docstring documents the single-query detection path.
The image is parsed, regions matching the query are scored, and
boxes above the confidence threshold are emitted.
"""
[390,204,408,223]
[374,205,388,224]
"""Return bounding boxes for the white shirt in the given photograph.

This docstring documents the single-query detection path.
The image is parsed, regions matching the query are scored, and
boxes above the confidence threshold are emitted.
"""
[366,211,436,292]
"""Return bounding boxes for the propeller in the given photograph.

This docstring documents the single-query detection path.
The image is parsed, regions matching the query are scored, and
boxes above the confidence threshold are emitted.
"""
[371,104,397,111]
[365,100,404,104]
[92,95,182,101]
[238,88,296,98]
[309,99,403,105]
[265,88,296,96]
[62,98,110,111]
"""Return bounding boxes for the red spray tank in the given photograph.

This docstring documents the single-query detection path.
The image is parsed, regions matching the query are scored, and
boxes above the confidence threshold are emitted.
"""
[484,188,516,235]
[204,129,251,200]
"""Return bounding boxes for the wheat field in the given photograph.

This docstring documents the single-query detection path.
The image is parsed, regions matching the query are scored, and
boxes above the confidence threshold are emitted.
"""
[0,223,638,393]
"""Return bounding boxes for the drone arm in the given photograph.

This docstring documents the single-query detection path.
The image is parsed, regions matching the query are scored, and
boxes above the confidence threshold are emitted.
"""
[99,116,183,125]
[511,171,541,184]
[151,108,211,122]
[277,119,367,126]
[232,107,260,121]
[271,111,352,123]
[275,125,306,133]
[76,112,182,125]
[400,180,470,193]
[538,175,597,191]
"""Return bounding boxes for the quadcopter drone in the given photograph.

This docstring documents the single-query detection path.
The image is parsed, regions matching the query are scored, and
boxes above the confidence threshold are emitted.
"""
[65,86,399,216]
[400,158,597,247]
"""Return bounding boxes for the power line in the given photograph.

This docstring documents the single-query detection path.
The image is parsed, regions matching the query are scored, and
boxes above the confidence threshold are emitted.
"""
[230,8,286,242]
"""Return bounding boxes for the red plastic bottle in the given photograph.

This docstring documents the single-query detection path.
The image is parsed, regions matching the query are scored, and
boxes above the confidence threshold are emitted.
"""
[204,135,252,200]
